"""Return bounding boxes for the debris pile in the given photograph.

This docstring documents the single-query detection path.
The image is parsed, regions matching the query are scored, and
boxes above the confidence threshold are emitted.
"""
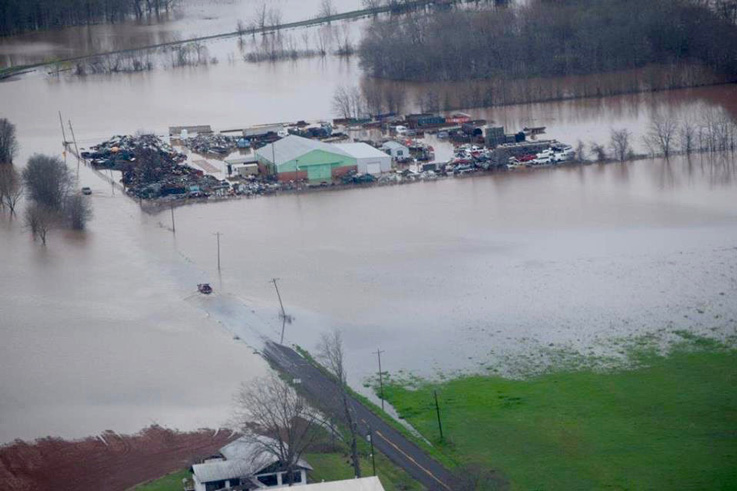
[82,134,185,170]
[184,134,237,155]
[84,134,235,200]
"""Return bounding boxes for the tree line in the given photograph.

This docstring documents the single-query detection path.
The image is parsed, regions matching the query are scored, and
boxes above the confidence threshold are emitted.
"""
[0,0,177,37]
[0,118,92,245]
[358,0,737,83]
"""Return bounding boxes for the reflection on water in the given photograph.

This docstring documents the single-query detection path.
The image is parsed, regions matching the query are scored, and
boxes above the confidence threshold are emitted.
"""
[0,0,366,68]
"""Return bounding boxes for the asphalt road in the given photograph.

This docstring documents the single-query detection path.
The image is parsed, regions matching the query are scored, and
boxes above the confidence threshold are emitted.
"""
[263,341,455,490]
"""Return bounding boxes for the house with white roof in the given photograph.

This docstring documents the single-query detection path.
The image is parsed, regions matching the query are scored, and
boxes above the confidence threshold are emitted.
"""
[380,141,409,161]
[191,436,313,491]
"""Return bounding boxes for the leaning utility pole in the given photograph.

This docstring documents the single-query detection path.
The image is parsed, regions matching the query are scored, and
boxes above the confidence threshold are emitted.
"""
[272,278,287,344]
[374,348,385,411]
[68,119,81,181]
[58,111,68,147]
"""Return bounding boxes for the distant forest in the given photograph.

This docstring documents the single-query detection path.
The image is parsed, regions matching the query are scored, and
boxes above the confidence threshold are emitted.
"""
[359,0,737,82]
[0,0,176,37]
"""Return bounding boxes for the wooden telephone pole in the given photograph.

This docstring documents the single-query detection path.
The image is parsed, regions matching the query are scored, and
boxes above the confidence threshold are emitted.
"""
[272,278,287,344]
[374,348,385,410]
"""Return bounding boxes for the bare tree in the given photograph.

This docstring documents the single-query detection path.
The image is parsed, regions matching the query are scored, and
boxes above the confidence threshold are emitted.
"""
[362,0,382,9]
[609,128,632,162]
[24,203,58,245]
[332,85,354,119]
[589,142,607,162]
[268,6,283,29]
[362,82,384,117]
[317,329,361,478]
[65,194,93,230]
[254,2,268,30]
[679,120,697,154]
[0,165,23,216]
[22,154,72,211]
[645,113,678,157]
[384,85,407,115]
[0,119,18,165]
[319,0,337,20]
[232,373,320,485]
[575,140,586,162]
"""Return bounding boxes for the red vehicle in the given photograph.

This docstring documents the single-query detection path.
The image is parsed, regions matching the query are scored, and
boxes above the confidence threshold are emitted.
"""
[518,154,536,162]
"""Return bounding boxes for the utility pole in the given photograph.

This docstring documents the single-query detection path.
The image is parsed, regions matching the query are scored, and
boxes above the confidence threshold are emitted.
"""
[272,278,287,344]
[367,428,377,476]
[109,169,115,196]
[434,390,444,441]
[58,111,68,147]
[170,202,176,233]
[214,232,222,271]
[67,119,82,183]
[374,348,385,411]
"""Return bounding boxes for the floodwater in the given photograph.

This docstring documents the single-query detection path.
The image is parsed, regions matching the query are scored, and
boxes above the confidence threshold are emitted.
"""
[0,0,366,67]
[1,3,737,444]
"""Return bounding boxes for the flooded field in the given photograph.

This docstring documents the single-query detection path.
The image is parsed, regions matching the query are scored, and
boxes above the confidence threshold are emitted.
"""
[1,2,736,444]
[0,0,366,67]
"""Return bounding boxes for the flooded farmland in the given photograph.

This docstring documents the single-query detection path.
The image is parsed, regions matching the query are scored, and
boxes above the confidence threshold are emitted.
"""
[1,2,736,445]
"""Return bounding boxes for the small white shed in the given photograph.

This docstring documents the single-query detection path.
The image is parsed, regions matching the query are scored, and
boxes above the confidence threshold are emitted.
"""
[334,143,393,175]
[380,141,410,160]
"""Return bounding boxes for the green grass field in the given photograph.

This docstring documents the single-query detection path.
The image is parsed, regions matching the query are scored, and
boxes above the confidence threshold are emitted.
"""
[384,346,737,490]
[305,449,421,490]
[134,469,190,490]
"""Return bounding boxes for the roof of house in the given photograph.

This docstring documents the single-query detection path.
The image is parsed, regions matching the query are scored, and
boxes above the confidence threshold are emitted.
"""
[276,476,386,490]
[381,141,408,150]
[193,436,312,484]
[192,459,256,483]
[256,135,351,166]
[333,143,391,160]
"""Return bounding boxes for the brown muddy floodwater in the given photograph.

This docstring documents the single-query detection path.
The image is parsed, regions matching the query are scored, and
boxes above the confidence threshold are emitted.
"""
[1,13,736,443]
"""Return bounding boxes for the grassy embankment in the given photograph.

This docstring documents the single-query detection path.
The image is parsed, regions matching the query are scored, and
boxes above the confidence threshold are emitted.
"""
[381,334,737,489]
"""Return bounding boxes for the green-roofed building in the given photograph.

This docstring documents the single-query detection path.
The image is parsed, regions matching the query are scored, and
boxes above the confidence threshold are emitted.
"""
[255,135,357,182]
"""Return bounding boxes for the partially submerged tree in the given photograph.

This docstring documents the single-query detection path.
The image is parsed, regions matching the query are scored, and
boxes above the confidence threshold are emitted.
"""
[22,154,72,211]
[609,128,633,162]
[644,113,678,157]
[0,165,23,216]
[232,373,320,485]
[319,0,337,20]
[24,203,58,245]
[679,120,697,154]
[0,118,18,165]
[65,194,93,230]
[317,329,361,478]
[589,142,608,162]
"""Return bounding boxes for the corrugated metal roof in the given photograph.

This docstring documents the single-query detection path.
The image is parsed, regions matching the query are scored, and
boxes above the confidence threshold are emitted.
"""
[192,459,257,483]
[333,143,391,160]
[256,135,351,166]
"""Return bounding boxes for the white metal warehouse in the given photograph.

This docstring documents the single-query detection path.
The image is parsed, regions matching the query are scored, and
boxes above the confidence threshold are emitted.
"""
[334,142,393,175]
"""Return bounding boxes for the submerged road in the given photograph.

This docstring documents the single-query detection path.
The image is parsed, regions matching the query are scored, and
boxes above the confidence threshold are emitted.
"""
[263,341,458,490]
